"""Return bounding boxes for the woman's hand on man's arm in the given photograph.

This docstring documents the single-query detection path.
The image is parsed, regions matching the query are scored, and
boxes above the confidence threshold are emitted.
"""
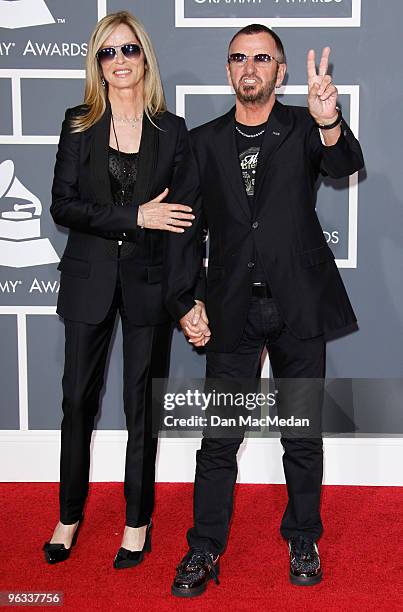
[137,187,195,232]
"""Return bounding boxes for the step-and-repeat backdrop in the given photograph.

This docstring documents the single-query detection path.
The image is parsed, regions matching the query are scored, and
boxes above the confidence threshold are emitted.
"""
[0,1,402,477]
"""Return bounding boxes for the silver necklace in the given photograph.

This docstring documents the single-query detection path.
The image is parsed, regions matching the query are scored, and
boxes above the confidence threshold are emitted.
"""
[235,125,265,138]
[112,112,143,128]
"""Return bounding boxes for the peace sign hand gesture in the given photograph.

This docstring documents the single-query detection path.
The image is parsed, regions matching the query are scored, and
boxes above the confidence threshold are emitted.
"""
[307,47,338,125]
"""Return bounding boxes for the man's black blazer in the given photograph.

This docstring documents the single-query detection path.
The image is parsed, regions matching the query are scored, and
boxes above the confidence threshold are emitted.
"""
[51,99,202,325]
[191,100,365,352]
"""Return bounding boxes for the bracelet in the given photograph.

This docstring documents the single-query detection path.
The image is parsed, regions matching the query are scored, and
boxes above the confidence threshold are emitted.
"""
[138,205,145,229]
[315,107,342,130]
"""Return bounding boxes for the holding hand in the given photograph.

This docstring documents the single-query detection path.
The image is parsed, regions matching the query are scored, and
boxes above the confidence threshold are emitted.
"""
[138,188,195,233]
[180,300,211,347]
[307,47,339,125]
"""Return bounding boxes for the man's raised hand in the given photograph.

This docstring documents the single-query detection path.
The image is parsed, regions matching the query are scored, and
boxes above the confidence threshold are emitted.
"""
[307,47,338,125]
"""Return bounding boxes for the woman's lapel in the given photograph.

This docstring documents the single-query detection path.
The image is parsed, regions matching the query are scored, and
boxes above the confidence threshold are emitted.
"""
[132,112,159,207]
[89,99,113,206]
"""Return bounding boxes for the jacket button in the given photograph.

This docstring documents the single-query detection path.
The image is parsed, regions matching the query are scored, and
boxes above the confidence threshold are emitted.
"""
[247,261,255,268]
[252,221,259,229]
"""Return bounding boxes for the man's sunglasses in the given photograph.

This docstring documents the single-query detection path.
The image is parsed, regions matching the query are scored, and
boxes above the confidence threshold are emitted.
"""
[96,42,143,65]
[228,53,281,65]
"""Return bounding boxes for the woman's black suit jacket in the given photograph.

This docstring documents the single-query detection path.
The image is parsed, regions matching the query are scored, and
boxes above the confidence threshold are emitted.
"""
[51,100,202,326]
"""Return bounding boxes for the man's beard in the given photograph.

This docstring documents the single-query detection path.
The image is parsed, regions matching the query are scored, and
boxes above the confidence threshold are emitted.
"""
[235,69,278,104]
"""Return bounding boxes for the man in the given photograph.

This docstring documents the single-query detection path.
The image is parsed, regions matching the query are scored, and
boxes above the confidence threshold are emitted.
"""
[167,24,364,595]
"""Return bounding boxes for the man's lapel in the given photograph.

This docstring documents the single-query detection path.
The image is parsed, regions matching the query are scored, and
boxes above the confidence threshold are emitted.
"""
[214,106,251,222]
[90,98,158,207]
[254,100,295,205]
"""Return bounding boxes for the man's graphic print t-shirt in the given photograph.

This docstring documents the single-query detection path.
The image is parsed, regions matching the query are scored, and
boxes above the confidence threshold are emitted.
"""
[236,121,265,198]
[235,120,267,283]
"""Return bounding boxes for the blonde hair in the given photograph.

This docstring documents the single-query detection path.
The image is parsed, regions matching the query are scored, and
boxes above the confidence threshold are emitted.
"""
[71,11,166,132]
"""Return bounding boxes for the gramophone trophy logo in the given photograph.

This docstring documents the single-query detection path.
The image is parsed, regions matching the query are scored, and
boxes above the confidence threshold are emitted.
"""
[0,0,55,29]
[0,159,59,268]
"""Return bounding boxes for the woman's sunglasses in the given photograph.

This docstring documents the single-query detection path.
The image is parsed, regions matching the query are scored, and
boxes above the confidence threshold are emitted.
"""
[96,42,143,65]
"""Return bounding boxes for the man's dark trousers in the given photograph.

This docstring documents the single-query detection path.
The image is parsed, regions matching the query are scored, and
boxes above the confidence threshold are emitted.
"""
[186,295,325,556]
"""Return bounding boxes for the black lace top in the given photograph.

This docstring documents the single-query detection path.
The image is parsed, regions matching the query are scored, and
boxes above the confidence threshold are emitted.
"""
[108,146,139,207]
[108,146,139,258]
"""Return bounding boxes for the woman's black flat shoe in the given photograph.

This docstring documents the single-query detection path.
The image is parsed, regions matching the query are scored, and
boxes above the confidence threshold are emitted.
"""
[113,520,152,569]
[43,515,84,564]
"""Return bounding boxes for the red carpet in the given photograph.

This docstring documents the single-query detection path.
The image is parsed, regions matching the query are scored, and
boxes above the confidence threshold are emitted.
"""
[1,483,402,611]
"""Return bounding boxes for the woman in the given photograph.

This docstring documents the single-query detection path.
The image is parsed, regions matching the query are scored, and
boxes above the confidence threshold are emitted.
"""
[43,10,201,568]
